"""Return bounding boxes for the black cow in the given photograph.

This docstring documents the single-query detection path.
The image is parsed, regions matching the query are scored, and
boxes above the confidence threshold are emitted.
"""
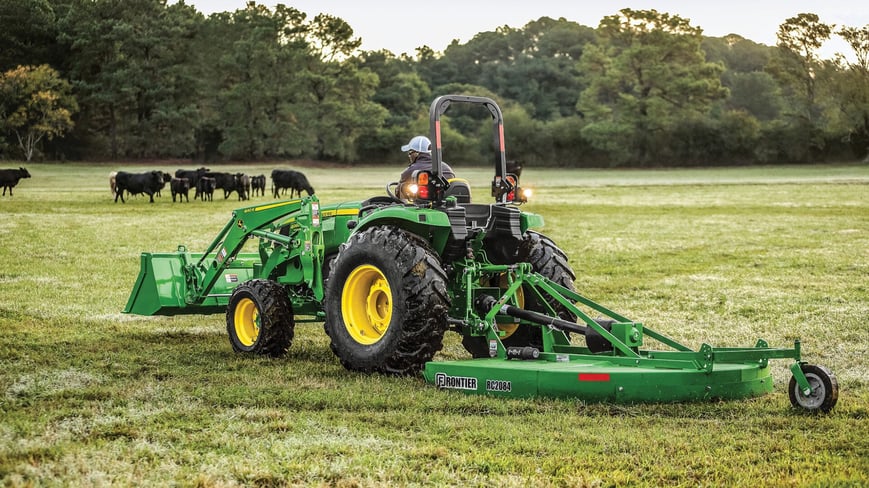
[125,170,168,199]
[271,169,314,198]
[155,171,171,197]
[176,167,209,199]
[203,171,228,189]
[203,171,249,200]
[251,174,266,197]
[197,177,216,201]
[235,173,250,201]
[114,171,164,203]
[171,178,190,203]
[202,172,236,199]
[0,167,31,196]
[219,173,247,201]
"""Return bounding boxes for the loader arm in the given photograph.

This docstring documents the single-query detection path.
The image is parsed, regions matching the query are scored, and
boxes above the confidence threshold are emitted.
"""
[124,196,324,316]
[187,197,324,304]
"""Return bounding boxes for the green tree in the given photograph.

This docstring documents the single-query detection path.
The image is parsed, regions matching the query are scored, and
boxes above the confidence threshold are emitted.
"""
[703,35,782,120]
[417,18,594,121]
[838,25,869,70]
[209,3,310,159]
[361,50,429,124]
[770,13,833,124]
[299,13,387,161]
[0,0,57,71]
[0,64,77,161]
[359,50,430,162]
[832,24,869,159]
[703,34,772,73]
[767,13,845,162]
[57,0,202,159]
[209,5,385,162]
[578,9,728,165]
[725,71,782,121]
[484,18,594,119]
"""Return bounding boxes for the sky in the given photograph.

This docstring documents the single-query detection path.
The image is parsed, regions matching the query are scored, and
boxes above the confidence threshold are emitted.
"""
[181,0,867,59]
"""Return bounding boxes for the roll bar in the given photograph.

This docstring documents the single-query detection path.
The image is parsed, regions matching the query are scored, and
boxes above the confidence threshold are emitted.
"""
[428,95,513,203]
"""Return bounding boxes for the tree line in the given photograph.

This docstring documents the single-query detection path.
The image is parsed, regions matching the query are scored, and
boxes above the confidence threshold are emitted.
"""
[1,0,867,167]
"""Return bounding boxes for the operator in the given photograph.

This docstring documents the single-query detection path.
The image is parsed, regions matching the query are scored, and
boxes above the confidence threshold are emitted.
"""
[397,135,456,200]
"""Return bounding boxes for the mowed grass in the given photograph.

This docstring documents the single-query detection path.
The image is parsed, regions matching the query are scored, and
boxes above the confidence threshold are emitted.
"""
[1,162,867,487]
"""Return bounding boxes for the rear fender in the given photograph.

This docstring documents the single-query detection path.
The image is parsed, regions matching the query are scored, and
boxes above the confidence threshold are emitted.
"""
[520,210,544,233]
[354,206,453,255]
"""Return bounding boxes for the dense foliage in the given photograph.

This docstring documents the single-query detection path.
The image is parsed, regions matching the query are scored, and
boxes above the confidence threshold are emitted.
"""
[1,0,867,166]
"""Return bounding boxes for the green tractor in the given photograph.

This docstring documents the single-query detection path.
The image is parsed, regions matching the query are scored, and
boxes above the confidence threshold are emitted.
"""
[125,95,838,412]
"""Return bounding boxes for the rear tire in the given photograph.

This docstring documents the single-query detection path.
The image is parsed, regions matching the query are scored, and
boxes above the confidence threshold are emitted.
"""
[324,226,450,375]
[463,231,577,357]
[512,231,577,345]
[789,364,838,413]
[226,279,294,357]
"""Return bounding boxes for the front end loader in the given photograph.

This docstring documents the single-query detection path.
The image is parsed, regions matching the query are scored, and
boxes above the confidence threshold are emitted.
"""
[124,95,838,412]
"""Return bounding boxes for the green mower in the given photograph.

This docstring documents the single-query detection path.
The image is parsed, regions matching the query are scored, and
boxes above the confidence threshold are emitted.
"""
[125,95,838,412]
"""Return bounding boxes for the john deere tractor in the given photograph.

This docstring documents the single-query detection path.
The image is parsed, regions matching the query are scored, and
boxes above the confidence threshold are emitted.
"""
[125,95,838,412]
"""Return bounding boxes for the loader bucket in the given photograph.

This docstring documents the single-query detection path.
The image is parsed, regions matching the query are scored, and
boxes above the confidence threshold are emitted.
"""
[124,251,259,316]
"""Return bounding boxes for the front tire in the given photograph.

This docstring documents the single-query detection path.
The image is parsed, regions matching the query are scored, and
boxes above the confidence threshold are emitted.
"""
[324,226,449,375]
[226,279,294,357]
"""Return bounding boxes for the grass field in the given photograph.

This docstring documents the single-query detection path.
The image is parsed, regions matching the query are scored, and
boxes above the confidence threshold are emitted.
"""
[1,162,867,487]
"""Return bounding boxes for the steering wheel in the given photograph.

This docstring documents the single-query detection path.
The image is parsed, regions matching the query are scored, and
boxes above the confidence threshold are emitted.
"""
[359,182,404,216]
[385,181,403,202]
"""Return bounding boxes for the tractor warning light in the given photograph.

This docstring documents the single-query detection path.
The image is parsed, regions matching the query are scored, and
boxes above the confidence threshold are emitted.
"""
[414,171,431,199]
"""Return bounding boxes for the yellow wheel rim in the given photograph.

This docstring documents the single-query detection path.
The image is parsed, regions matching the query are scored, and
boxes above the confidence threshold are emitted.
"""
[342,265,393,345]
[234,297,260,347]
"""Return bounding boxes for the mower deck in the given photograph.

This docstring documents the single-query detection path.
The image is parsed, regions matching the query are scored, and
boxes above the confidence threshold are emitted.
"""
[424,356,774,402]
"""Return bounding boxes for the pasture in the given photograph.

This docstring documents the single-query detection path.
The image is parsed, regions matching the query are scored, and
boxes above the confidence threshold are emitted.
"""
[1,162,867,487]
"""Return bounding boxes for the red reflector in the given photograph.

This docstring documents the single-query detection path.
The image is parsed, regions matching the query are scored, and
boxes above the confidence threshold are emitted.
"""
[578,373,610,382]
[499,123,505,151]
[418,186,429,199]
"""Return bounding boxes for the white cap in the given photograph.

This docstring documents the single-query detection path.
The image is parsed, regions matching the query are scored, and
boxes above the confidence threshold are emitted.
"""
[401,135,431,154]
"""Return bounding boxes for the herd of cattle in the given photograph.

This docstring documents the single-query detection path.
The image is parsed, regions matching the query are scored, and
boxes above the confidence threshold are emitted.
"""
[109,168,315,203]
[1,166,314,202]
[2,163,526,202]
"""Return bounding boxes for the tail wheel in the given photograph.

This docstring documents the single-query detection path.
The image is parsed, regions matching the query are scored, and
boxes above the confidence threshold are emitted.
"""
[226,279,294,357]
[324,226,449,375]
[463,231,577,357]
[789,364,839,413]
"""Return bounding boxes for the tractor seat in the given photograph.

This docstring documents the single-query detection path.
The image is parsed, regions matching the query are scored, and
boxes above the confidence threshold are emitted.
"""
[445,178,472,204]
